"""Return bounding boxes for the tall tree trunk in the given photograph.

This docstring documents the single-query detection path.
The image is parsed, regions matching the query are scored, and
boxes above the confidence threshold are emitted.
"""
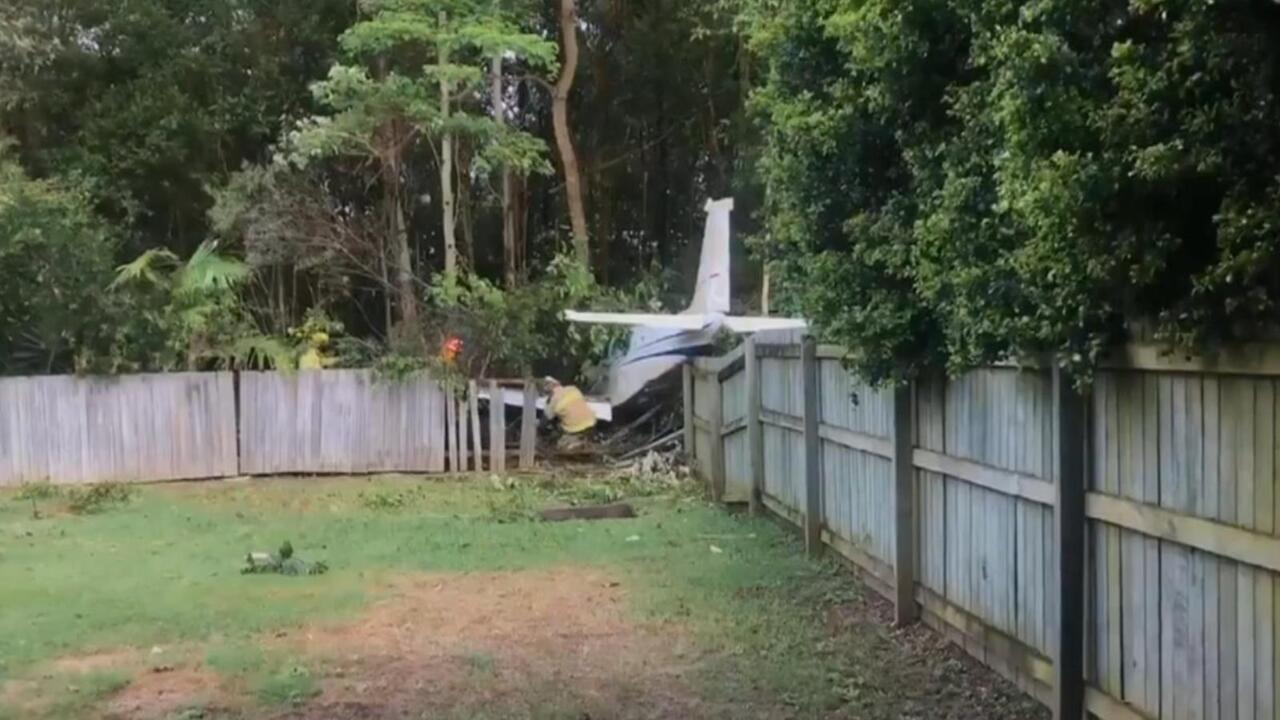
[492,54,518,288]
[439,10,457,275]
[458,143,475,270]
[552,0,588,266]
[385,143,419,334]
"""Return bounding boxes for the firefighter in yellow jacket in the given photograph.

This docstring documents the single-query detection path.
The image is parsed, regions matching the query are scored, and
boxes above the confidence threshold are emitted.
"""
[544,377,597,435]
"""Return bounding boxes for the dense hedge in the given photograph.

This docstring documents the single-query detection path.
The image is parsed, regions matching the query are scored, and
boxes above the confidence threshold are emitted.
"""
[743,0,1280,382]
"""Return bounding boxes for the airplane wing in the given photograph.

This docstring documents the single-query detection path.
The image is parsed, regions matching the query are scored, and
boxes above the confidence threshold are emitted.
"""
[563,311,709,330]
[479,387,613,423]
[722,316,809,333]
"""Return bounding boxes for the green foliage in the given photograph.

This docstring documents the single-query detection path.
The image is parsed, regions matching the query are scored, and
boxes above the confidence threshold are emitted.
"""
[290,0,556,178]
[742,0,1280,382]
[359,484,432,510]
[421,254,667,383]
[0,0,354,252]
[14,480,60,502]
[0,147,117,374]
[65,482,136,515]
[88,241,288,373]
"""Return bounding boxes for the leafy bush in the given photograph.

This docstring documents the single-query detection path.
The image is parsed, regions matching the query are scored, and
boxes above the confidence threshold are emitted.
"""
[742,0,1280,382]
[422,255,670,387]
[14,480,61,502]
[358,485,430,511]
[65,482,135,515]
[0,144,117,374]
[81,242,293,373]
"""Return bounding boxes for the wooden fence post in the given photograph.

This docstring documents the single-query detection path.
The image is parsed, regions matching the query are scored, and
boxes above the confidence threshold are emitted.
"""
[468,381,483,471]
[683,363,696,467]
[519,378,537,469]
[456,396,467,472]
[444,391,456,472]
[1052,366,1086,720]
[708,363,726,501]
[892,381,919,626]
[488,379,505,473]
[802,336,822,557]
[746,336,764,515]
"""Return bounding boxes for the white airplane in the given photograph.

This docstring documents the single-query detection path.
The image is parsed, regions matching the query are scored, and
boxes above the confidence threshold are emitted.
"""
[565,197,807,411]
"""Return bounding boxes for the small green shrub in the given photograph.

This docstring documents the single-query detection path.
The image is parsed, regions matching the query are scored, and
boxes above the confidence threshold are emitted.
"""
[65,482,135,514]
[14,481,62,502]
[358,485,429,511]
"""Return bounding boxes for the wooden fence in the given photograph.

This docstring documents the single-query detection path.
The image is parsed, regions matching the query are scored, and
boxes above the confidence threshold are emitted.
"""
[0,370,538,486]
[685,337,1280,720]
[0,373,238,486]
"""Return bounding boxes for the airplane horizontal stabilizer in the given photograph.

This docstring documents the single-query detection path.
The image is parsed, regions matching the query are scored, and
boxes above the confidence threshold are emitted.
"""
[721,316,809,333]
[563,311,709,330]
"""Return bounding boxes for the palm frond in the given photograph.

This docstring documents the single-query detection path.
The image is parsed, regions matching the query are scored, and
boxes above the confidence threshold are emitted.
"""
[227,335,297,372]
[111,248,180,289]
[177,241,252,296]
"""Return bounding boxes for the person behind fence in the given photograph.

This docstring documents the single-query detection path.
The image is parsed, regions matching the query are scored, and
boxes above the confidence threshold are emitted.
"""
[543,377,596,435]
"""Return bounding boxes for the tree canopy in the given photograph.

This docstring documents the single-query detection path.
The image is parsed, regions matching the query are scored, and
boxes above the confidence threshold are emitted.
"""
[5,0,1280,384]
[742,0,1280,381]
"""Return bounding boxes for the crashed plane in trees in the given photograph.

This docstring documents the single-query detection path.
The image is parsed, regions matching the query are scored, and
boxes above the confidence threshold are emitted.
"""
[490,198,805,428]
[564,197,807,415]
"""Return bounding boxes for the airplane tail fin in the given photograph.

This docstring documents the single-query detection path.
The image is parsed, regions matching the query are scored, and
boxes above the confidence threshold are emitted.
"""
[686,198,733,315]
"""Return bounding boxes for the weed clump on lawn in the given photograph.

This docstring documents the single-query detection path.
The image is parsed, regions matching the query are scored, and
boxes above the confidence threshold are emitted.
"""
[14,480,63,518]
[66,482,135,515]
[242,540,329,576]
[358,484,430,511]
[485,477,541,523]
[15,480,62,502]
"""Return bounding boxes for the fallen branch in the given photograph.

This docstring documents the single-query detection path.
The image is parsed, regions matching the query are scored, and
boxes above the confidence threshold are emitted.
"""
[615,430,683,462]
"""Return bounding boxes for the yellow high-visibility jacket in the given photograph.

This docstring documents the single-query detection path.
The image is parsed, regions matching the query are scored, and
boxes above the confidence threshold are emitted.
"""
[548,385,596,434]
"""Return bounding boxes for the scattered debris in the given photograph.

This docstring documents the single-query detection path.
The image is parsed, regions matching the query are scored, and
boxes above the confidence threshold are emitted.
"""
[538,503,637,522]
[242,540,328,576]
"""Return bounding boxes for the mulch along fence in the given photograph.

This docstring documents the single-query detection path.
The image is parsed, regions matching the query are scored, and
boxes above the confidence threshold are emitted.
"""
[686,336,1280,720]
[0,370,537,486]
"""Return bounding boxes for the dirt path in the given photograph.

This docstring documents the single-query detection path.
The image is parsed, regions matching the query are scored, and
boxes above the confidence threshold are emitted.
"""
[12,566,1046,719]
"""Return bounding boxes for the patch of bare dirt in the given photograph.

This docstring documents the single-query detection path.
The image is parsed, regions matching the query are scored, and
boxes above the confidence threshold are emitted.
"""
[47,648,140,675]
[273,566,715,719]
[102,667,228,719]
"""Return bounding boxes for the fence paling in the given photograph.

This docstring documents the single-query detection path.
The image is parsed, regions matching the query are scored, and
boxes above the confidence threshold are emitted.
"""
[1,370,554,485]
[685,341,1280,720]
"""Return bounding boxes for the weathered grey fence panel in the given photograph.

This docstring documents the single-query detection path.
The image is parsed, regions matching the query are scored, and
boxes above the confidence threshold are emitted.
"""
[815,358,896,567]
[683,339,1280,720]
[0,373,237,486]
[1088,369,1280,720]
[690,368,717,484]
[759,355,805,510]
[821,440,894,563]
[721,370,752,502]
[819,357,891,437]
[238,370,446,475]
[934,368,1053,648]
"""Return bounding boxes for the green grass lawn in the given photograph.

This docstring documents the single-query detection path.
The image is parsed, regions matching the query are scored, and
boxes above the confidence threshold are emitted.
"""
[0,473,1044,720]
